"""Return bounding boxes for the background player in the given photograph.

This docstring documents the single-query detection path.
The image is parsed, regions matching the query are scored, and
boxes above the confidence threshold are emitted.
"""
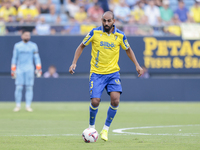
[11,30,42,112]
[69,11,143,141]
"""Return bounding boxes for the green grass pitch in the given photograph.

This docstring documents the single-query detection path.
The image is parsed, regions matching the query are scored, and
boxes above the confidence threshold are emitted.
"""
[0,102,200,150]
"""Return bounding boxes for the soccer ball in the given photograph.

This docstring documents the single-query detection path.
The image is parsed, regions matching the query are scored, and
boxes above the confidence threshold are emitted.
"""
[82,128,98,143]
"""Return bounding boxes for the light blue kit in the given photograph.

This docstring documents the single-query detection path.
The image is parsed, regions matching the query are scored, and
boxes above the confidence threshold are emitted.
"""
[11,41,41,86]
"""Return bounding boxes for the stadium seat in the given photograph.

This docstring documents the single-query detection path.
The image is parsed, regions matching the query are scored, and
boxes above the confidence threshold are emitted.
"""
[184,0,194,9]
[51,0,61,14]
[39,14,57,23]
[60,14,68,23]
[169,0,178,11]
[169,0,195,11]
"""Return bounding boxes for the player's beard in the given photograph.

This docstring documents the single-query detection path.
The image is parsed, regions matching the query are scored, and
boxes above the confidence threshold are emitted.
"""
[23,39,29,43]
[103,24,113,33]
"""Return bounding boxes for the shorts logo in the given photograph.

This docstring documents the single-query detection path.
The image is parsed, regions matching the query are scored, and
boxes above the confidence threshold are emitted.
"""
[100,41,116,49]
[115,79,121,85]
[90,81,93,89]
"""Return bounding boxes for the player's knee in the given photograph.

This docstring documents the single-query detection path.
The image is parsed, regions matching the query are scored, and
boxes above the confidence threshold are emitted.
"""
[26,86,33,91]
[111,99,119,107]
[91,98,100,107]
[16,85,23,92]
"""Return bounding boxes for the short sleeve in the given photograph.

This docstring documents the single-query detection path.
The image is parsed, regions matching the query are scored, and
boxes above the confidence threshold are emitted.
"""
[33,43,39,53]
[121,34,130,50]
[82,29,94,46]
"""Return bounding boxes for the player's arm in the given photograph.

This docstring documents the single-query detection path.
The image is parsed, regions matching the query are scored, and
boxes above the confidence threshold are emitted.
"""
[33,44,42,77]
[69,29,94,74]
[126,47,143,77]
[69,43,86,74]
[11,44,18,79]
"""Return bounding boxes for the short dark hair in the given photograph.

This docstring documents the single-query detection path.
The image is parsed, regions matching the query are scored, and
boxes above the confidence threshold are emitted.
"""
[22,30,30,35]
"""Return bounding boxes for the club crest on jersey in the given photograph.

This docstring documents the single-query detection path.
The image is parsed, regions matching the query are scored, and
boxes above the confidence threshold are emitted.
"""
[115,79,121,85]
[115,35,118,40]
[100,41,116,49]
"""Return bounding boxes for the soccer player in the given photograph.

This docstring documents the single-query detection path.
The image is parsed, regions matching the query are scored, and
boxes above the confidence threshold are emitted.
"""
[11,30,42,112]
[69,11,143,141]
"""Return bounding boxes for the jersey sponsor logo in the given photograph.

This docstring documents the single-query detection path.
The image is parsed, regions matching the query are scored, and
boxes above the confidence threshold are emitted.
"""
[100,41,116,49]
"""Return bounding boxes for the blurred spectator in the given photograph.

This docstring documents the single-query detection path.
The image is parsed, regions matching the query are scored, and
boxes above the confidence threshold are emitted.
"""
[51,16,65,34]
[164,17,181,36]
[98,0,109,12]
[153,26,164,36]
[108,0,119,12]
[63,17,80,34]
[83,0,93,12]
[113,0,131,23]
[154,0,162,7]
[123,25,138,35]
[140,0,148,5]
[129,1,146,24]
[46,4,57,23]
[34,16,51,35]
[37,0,52,14]
[74,5,87,23]
[144,0,161,26]
[20,15,35,33]
[0,0,17,22]
[18,0,39,21]
[12,0,21,10]
[39,4,57,23]
[125,0,137,9]
[160,0,173,24]
[6,15,20,34]
[43,65,59,78]
[140,66,150,79]
[87,2,104,23]
[190,0,200,23]
[174,0,190,22]
[66,0,79,18]
[0,17,6,35]
[80,19,96,35]
[136,25,154,35]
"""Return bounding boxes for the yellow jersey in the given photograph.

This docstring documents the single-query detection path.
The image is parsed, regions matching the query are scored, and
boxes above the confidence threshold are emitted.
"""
[190,6,200,23]
[18,5,39,19]
[82,25,130,74]
[0,6,17,21]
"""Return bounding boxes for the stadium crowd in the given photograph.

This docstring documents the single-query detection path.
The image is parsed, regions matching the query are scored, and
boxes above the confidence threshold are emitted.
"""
[0,0,199,35]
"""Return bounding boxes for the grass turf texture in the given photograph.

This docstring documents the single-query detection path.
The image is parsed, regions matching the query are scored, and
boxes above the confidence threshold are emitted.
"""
[0,102,200,150]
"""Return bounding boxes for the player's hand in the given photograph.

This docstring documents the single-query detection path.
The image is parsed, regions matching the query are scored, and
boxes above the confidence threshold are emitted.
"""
[136,65,143,77]
[11,65,16,79]
[35,65,42,78]
[69,64,76,74]
[35,69,42,77]
[11,71,16,79]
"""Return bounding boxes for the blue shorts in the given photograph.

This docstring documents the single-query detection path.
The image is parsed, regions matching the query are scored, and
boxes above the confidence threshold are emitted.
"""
[15,69,34,86]
[89,71,122,99]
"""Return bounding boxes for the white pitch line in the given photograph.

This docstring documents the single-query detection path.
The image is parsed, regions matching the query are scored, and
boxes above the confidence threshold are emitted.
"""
[1,125,200,137]
[112,124,200,136]
[1,134,81,137]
